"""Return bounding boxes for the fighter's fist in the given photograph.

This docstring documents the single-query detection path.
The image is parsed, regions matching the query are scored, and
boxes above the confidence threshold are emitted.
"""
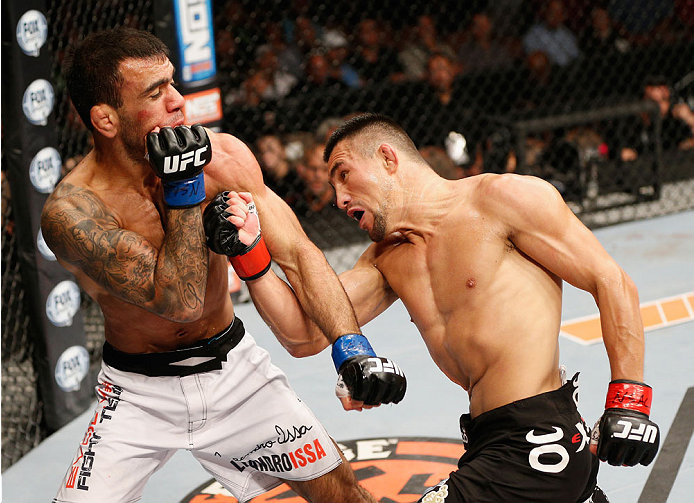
[332,334,406,411]
[147,124,211,207]
[590,380,660,466]
[203,191,271,281]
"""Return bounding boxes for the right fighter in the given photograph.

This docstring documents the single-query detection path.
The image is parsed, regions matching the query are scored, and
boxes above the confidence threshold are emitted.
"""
[205,113,660,502]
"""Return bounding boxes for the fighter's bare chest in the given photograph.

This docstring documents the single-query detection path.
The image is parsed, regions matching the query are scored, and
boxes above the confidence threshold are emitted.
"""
[101,191,169,246]
[377,218,509,320]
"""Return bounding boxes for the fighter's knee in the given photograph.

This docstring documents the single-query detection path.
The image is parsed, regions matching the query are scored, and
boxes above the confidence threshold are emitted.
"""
[284,463,376,503]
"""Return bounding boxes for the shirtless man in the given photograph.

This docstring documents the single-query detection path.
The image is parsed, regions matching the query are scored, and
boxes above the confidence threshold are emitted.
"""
[41,29,404,503]
[213,113,661,502]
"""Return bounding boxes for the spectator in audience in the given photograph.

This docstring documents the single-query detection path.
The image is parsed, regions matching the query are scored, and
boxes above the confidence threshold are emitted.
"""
[398,14,459,81]
[393,51,484,175]
[426,52,459,107]
[579,5,631,55]
[607,0,676,45]
[322,29,362,89]
[675,0,694,33]
[316,116,346,143]
[215,28,240,77]
[231,46,298,106]
[513,50,566,111]
[522,0,580,67]
[255,134,304,206]
[295,50,350,94]
[483,0,533,39]
[215,1,260,80]
[575,4,633,98]
[456,11,516,72]
[351,18,405,83]
[419,145,463,179]
[296,141,334,213]
[292,141,363,249]
[609,75,694,161]
[291,15,322,56]
[260,21,304,80]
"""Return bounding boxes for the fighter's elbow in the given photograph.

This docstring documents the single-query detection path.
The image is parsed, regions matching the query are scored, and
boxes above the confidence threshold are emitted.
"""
[593,264,639,301]
[283,339,329,358]
[286,345,315,358]
[622,271,639,298]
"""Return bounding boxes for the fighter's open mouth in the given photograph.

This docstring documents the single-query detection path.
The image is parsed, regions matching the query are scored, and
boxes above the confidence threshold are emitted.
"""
[353,210,364,222]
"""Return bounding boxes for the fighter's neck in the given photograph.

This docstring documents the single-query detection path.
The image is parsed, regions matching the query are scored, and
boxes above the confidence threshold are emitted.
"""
[392,174,460,240]
[90,143,157,192]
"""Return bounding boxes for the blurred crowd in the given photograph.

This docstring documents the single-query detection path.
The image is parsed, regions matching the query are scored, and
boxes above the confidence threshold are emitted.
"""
[48,0,694,246]
[213,0,693,213]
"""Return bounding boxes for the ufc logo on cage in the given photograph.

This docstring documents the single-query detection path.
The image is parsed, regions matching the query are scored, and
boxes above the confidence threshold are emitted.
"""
[367,357,404,376]
[612,420,659,443]
[163,146,209,174]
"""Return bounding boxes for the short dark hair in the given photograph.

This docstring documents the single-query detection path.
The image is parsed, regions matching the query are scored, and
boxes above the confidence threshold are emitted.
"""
[643,74,670,90]
[63,27,169,130]
[323,112,419,163]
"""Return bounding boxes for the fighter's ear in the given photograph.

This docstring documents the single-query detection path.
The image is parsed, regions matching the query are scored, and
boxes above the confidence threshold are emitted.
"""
[379,143,398,174]
[90,104,118,138]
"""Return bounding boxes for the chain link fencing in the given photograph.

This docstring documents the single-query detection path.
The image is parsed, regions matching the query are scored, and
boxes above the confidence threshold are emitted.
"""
[2,0,694,470]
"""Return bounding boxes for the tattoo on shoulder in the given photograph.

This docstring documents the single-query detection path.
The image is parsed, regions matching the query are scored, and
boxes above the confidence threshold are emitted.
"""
[41,183,158,303]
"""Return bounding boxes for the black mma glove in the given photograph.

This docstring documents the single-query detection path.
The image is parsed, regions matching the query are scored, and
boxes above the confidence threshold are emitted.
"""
[147,124,211,208]
[590,380,660,466]
[203,191,271,281]
[332,334,407,406]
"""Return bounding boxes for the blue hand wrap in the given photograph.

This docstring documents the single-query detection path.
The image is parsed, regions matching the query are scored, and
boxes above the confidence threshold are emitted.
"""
[163,171,206,208]
[331,333,376,372]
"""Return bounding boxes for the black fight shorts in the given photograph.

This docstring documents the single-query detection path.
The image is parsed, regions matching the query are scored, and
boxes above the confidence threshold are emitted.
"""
[418,373,608,503]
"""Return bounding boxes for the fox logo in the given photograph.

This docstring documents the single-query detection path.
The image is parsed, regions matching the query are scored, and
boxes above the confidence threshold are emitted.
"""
[163,145,209,174]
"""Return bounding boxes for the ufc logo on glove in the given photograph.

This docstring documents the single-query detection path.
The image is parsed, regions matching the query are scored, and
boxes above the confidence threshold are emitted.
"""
[162,145,209,174]
[366,357,405,376]
[612,420,659,443]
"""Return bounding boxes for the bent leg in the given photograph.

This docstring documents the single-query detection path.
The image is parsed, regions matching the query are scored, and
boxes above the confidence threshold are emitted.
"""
[284,444,376,503]
[53,385,176,502]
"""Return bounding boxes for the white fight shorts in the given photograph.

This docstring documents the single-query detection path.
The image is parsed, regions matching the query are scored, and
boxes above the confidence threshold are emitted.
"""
[53,317,342,503]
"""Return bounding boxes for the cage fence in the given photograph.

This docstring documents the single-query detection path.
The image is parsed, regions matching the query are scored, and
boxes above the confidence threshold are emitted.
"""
[2,0,694,470]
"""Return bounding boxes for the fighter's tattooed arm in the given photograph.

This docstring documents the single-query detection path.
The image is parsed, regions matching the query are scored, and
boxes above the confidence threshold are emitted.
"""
[41,183,208,322]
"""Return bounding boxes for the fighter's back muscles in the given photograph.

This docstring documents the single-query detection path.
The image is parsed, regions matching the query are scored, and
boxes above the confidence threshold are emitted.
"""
[40,181,208,322]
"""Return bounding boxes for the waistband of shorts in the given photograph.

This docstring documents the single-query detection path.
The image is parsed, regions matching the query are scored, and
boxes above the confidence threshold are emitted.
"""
[461,372,581,445]
[102,317,245,377]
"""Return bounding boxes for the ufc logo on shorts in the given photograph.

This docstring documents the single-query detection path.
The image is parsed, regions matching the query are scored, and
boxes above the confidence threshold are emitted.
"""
[612,420,658,443]
[163,146,209,174]
[367,357,404,376]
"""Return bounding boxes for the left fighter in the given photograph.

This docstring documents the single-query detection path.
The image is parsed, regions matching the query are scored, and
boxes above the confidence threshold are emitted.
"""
[41,27,404,503]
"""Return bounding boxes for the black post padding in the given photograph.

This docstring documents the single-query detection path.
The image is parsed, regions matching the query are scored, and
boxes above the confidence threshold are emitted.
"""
[2,0,93,432]
[153,0,222,130]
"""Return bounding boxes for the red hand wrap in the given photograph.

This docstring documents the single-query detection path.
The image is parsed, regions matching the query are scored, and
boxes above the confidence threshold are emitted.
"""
[605,380,652,416]
[229,235,271,281]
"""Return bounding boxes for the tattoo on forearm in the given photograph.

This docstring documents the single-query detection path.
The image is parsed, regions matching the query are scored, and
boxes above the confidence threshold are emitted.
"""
[158,207,208,312]
[41,183,208,318]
